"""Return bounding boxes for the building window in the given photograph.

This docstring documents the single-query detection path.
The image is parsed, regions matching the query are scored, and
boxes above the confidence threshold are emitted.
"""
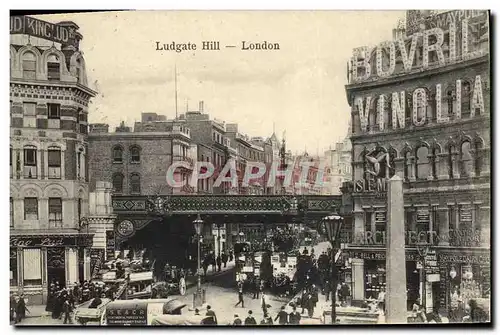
[130,146,141,163]
[364,211,372,233]
[23,102,36,128]
[24,197,38,220]
[78,109,87,134]
[430,147,439,179]
[23,248,42,286]
[460,141,473,177]
[474,139,483,176]
[48,198,63,227]
[47,103,60,119]
[47,147,61,179]
[112,173,124,193]
[78,198,82,220]
[23,146,37,179]
[416,146,429,180]
[113,146,123,163]
[10,147,13,178]
[10,197,14,228]
[130,173,141,194]
[47,55,60,81]
[404,152,411,181]
[77,150,82,179]
[462,81,472,117]
[448,145,455,179]
[22,52,37,80]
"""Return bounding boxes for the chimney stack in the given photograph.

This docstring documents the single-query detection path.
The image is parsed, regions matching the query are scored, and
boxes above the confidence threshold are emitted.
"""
[199,101,204,113]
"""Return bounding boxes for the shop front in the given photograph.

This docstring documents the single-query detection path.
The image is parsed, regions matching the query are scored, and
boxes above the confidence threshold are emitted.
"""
[9,232,93,305]
[436,249,490,321]
[347,249,421,310]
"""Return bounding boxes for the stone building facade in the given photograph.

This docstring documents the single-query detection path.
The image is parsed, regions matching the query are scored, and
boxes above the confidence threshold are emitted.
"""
[10,18,96,304]
[343,10,490,314]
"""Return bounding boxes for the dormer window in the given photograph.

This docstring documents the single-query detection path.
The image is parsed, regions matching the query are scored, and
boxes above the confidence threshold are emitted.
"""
[47,54,60,81]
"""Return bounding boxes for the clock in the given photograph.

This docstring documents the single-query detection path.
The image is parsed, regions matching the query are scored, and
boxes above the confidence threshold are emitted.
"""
[118,220,134,237]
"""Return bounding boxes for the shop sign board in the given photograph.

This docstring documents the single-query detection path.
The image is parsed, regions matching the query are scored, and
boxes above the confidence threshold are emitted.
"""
[106,230,115,261]
[350,250,419,262]
[438,253,490,265]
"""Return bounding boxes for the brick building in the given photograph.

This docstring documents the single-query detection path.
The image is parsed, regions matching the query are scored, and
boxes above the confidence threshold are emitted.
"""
[323,138,352,195]
[343,10,490,314]
[88,120,196,196]
[10,17,96,303]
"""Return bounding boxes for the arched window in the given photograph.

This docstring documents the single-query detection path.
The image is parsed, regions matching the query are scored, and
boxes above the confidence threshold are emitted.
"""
[474,138,484,176]
[22,52,37,80]
[23,145,37,179]
[404,151,411,181]
[416,146,429,180]
[47,146,62,179]
[130,146,141,163]
[130,173,141,194]
[448,145,455,179]
[462,81,472,117]
[113,146,123,163]
[446,89,454,118]
[460,141,473,177]
[430,146,439,179]
[112,173,124,193]
[47,54,60,81]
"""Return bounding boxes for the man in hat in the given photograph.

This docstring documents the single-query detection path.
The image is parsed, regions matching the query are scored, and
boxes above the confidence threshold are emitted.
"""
[233,314,242,325]
[289,306,301,325]
[274,306,289,325]
[205,305,218,325]
[235,282,245,308]
[244,310,257,325]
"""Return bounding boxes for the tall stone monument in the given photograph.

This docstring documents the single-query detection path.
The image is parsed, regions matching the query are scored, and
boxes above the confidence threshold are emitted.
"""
[385,175,408,323]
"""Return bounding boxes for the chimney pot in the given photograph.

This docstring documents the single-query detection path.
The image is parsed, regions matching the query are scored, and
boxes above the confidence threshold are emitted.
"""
[199,101,204,113]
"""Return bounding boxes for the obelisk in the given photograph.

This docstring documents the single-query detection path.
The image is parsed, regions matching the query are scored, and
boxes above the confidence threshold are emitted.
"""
[385,175,407,324]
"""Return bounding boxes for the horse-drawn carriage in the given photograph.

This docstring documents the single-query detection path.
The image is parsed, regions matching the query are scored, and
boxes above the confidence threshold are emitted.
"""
[152,265,187,298]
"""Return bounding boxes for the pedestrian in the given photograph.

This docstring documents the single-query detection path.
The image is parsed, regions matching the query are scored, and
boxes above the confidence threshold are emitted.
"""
[300,289,308,314]
[202,260,209,277]
[221,252,228,268]
[274,306,288,325]
[194,308,200,316]
[63,298,72,324]
[233,314,242,325]
[311,284,319,308]
[340,282,351,306]
[10,294,16,322]
[211,254,216,273]
[324,279,331,301]
[261,292,268,315]
[216,255,222,272]
[289,306,301,325]
[244,310,257,325]
[377,288,386,314]
[229,250,234,262]
[15,294,26,324]
[205,305,218,324]
[252,279,259,299]
[235,282,245,308]
[306,294,315,318]
[468,299,488,323]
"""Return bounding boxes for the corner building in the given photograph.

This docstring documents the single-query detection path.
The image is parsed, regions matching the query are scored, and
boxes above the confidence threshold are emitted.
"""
[344,10,490,315]
[10,17,96,304]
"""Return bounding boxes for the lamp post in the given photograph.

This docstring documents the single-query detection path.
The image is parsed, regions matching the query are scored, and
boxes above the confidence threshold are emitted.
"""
[193,214,204,300]
[322,213,344,325]
[416,241,430,313]
[216,223,222,258]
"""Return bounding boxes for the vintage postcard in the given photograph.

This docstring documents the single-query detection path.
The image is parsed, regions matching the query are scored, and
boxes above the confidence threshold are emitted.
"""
[9,10,490,326]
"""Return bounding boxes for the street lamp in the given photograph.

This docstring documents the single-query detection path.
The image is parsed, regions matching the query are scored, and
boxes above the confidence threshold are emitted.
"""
[193,214,204,304]
[416,241,430,314]
[321,213,343,325]
[216,223,222,258]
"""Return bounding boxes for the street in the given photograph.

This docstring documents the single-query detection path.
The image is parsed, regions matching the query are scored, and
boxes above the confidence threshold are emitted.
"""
[17,242,334,326]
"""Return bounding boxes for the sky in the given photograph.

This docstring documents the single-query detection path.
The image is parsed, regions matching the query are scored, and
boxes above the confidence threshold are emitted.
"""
[33,10,405,154]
